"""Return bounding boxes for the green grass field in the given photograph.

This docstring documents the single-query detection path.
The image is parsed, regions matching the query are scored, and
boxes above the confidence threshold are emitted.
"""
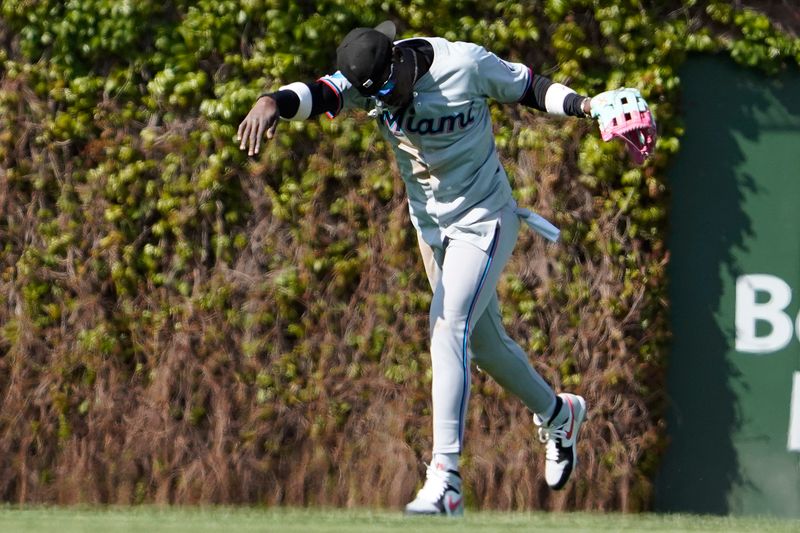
[2,507,800,533]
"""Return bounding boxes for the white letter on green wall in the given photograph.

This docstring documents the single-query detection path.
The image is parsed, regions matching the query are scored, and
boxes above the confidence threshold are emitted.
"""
[735,274,793,354]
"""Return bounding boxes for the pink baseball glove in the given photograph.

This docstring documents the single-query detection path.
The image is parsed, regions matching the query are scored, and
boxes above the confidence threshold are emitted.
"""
[590,88,657,165]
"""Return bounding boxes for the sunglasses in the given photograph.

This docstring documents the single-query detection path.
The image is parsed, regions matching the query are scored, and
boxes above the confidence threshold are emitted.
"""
[376,62,397,98]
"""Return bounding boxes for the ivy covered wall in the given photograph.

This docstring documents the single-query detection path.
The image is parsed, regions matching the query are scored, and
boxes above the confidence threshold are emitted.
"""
[0,0,798,510]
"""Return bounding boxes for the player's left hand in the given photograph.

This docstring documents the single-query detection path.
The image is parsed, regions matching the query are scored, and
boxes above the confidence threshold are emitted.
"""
[589,88,657,165]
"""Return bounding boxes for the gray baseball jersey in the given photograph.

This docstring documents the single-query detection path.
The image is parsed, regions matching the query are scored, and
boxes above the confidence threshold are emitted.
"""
[318,37,559,251]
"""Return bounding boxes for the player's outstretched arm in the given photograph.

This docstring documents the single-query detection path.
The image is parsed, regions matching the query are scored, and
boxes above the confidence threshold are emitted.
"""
[238,96,279,156]
[237,77,350,157]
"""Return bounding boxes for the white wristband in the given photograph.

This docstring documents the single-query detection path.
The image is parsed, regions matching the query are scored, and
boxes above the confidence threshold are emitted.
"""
[278,82,313,120]
[544,83,577,116]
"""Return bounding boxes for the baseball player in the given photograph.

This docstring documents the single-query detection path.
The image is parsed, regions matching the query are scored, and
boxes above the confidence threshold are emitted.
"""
[238,21,652,515]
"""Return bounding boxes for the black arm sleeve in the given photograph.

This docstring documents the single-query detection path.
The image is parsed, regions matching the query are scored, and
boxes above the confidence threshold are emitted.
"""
[519,74,553,112]
[519,73,589,118]
[261,81,341,119]
[563,93,589,117]
[263,90,300,118]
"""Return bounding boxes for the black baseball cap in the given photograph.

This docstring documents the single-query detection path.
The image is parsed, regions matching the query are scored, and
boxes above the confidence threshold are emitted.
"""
[336,21,397,95]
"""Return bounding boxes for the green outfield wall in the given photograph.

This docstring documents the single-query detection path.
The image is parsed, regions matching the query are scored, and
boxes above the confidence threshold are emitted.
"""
[655,56,800,517]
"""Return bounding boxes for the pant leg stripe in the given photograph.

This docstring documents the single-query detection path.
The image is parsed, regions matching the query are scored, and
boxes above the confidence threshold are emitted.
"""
[457,225,501,449]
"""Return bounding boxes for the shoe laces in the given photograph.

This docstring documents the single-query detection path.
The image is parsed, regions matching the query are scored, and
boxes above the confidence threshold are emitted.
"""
[538,424,567,462]
[417,463,452,501]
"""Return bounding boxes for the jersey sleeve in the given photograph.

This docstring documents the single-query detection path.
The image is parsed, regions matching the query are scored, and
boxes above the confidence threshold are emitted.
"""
[318,71,374,118]
[467,44,532,104]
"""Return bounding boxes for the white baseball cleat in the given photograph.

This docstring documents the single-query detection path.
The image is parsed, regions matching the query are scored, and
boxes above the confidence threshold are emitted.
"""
[404,463,464,516]
[534,393,587,490]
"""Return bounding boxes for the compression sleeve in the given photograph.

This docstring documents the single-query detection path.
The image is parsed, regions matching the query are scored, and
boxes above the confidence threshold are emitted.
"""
[519,74,589,117]
[262,80,341,120]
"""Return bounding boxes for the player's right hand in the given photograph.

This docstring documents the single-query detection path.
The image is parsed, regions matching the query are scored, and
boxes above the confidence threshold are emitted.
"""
[237,96,279,156]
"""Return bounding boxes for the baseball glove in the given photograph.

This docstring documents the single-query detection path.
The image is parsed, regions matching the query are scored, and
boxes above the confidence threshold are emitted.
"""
[590,88,656,165]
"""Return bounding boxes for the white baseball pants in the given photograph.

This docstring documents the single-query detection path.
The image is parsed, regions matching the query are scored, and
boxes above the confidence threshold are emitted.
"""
[418,206,557,454]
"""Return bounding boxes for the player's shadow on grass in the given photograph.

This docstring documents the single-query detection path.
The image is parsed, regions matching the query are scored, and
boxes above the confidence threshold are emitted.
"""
[653,54,800,514]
